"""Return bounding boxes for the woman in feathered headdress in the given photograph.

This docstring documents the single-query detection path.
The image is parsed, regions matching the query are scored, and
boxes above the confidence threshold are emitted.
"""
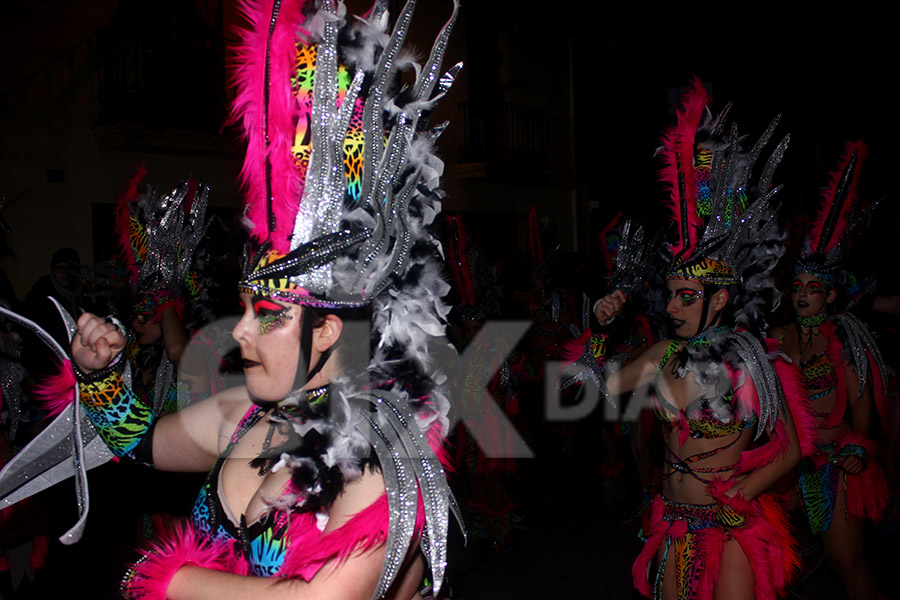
[111,166,215,416]
[769,140,888,600]
[1,1,464,599]
[583,79,813,600]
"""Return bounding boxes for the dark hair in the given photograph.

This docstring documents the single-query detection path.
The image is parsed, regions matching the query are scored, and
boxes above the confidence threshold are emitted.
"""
[50,247,80,270]
[300,304,374,379]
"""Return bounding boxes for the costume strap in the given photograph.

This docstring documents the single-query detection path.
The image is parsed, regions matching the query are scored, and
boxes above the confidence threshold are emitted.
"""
[658,340,681,372]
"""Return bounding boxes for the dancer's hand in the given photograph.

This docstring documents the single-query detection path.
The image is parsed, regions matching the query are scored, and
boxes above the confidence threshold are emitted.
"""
[593,289,627,325]
[72,312,126,373]
[837,455,865,475]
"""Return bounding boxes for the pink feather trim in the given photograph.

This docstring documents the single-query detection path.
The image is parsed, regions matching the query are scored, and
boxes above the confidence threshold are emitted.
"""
[808,140,868,256]
[558,329,592,364]
[632,495,666,598]
[704,480,800,599]
[732,345,815,473]
[820,321,848,429]
[771,349,818,457]
[280,493,411,580]
[633,488,800,600]
[231,0,310,252]
[114,164,148,284]
[658,77,708,259]
[126,519,241,600]
[31,359,77,418]
[836,429,889,522]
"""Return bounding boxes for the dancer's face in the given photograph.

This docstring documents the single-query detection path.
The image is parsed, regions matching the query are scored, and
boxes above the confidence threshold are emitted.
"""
[232,292,303,401]
[132,315,162,346]
[791,273,835,318]
[666,278,706,338]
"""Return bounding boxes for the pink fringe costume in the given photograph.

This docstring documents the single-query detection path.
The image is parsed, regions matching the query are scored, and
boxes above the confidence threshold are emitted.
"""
[781,320,889,534]
[631,336,810,600]
[619,79,807,600]
[786,139,890,533]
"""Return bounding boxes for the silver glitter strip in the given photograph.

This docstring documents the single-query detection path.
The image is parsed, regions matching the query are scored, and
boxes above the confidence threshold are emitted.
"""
[758,135,790,197]
[236,283,370,308]
[0,305,68,362]
[608,220,651,294]
[409,0,459,102]
[359,170,418,297]
[64,401,90,545]
[152,353,175,416]
[737,115,781,192]
[351,405,418,600]
[135,178,209,293]
[290,6,366,295]
[557,346,620,412]
[833,313,887,398]
[174,181,210,286]
[354,390,461,597]
[247,228,372,282]
[581,293,590,333]
[0,403,113,542]
[359,0,416,207]
[49,296,79,344]
[730,331,786,439]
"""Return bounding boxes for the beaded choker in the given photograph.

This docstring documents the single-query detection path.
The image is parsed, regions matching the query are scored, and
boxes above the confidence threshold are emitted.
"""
[796,312,828,329]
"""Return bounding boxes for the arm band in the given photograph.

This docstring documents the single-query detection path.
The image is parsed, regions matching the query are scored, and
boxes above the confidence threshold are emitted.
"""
[79,369,156,461]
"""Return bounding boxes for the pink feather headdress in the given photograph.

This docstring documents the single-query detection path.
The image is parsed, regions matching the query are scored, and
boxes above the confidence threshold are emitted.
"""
[656,77,788,289]
[231,0,312,253]
[795,139,872,289]
[657,77,709,263]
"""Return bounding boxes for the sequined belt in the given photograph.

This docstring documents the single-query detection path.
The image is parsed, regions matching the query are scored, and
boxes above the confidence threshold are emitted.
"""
[660,496,718,532]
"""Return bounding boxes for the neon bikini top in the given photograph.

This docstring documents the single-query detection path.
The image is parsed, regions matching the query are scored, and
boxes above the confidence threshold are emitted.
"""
[650,339,758,441]
[190,402,297,576]
[799,350,837,401]
[650,339,758,484]
[780,325,838,401]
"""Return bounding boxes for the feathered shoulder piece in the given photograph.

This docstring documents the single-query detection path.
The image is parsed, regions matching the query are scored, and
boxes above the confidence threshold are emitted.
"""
[657,77,788,291]
[795,140,874,289]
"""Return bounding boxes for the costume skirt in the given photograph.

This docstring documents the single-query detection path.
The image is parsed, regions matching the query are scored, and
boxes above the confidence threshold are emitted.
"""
[797,435,888,534]
[633,494,799,600]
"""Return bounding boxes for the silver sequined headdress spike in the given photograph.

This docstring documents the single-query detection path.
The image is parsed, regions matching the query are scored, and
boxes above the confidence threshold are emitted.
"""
[237,0,462,307]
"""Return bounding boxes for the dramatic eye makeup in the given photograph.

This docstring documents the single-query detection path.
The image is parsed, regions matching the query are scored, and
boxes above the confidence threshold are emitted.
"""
[668,288,703,307]
[240,297,293,335]
[791,279,825,294]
